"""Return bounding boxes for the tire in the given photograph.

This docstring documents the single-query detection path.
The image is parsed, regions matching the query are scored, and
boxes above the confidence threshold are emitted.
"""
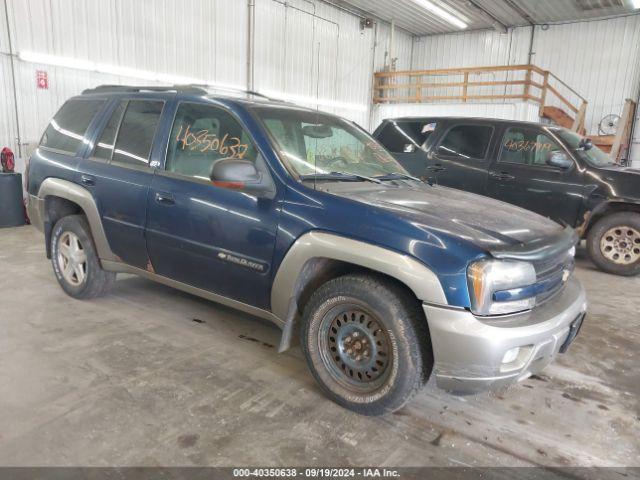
[50,215,116,299]
[587,212,640,276]
[301,273,432,415]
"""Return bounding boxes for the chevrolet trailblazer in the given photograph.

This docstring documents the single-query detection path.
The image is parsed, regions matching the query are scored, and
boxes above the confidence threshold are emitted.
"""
[26,86,587,415]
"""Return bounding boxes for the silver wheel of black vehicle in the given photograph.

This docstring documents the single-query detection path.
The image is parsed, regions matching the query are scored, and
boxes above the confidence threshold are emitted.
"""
[587,212,640,276]
[51,215,116,298]
[599,226,640,265]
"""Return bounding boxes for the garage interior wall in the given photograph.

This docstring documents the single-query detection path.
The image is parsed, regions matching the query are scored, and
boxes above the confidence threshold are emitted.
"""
[0,0,413,166]
[405,14,640,164]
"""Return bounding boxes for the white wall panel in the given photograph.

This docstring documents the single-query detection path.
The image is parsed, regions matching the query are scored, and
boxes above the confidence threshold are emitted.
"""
[253,0,377,127]
[408,16,640,164]
[374,22,414,72]
[530,16,640,144]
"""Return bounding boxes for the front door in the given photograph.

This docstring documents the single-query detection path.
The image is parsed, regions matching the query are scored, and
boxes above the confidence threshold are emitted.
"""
[428,123,494,195]
[78,98,166,269]
[485,126,583,224]
[144,101,281,309]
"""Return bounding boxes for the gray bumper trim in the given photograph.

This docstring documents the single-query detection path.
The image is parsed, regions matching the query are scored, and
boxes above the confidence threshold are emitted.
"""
[424,277,587,393]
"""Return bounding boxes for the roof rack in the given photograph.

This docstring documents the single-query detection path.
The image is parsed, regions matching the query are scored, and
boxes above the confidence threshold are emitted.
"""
[81,84,279,101]
[81,85,209,95]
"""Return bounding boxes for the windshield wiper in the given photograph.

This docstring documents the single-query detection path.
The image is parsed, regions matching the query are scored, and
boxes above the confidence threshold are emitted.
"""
[375,172,423,183]
[299,171,383,184]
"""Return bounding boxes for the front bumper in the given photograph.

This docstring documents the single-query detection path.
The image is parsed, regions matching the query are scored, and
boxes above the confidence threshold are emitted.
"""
[424,277,587,393]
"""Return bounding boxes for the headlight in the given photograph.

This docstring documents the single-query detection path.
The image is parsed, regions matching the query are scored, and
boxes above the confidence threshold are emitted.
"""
[467,260,537,316]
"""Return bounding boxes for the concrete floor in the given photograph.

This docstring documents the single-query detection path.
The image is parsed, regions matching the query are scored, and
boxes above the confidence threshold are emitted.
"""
[0,225,638,468]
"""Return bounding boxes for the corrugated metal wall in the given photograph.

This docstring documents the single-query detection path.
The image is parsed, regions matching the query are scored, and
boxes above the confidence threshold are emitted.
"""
[0,0,415,155]
[408,15,640,164]
[530,16,640,141]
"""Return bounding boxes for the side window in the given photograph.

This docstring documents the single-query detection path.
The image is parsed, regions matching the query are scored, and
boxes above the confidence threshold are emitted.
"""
[377,121,437,153]
[111,100,164,167]
[499,128,563,167]
[40,99,104,154]
[166,103,257,180]
[93,101,127,161]
[437,125,493,160]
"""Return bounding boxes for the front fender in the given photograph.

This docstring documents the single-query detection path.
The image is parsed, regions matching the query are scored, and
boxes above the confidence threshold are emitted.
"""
[271,231,448,351]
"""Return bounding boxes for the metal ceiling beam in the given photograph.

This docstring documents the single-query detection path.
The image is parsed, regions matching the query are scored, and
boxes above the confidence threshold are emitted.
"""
[465,0,508,32]
[501,0,536,25]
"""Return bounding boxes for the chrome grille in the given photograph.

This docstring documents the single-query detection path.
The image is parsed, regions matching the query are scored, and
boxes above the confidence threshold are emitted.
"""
[532,249,574,305]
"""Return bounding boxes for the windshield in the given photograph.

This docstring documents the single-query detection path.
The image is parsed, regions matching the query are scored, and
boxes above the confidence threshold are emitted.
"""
[555,129,613,167]
[253,107,407,179]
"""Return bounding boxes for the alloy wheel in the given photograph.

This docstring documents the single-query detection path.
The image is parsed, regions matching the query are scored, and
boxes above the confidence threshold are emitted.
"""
[57,231,88,286]
[600,226,640,265]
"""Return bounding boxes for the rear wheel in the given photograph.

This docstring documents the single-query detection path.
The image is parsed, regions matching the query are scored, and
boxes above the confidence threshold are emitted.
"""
[587,212,640,276]
[51,215,116,298]
[301,274,432,415]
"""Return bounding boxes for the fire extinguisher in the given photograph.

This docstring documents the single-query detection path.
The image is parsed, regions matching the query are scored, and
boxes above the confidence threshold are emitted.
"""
[1,147,15,173]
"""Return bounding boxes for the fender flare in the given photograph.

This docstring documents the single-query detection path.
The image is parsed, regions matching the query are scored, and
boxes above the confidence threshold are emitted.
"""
[271,231,448,351]
[579,199,640,236]
[37,178,116,261]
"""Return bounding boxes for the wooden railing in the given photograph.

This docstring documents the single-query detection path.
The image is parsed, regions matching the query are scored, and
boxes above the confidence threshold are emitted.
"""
[373,64,588,132]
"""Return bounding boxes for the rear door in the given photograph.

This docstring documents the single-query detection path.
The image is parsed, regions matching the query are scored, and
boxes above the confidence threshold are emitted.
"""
[78,96,166,269]
[374,119,438,178]
[485,125,583,224]
[428,123,493,194]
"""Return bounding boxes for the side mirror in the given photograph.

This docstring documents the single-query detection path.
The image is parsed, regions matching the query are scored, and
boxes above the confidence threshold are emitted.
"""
[547,151,573,169]
[579,137,593,151]
[210,158,275,199]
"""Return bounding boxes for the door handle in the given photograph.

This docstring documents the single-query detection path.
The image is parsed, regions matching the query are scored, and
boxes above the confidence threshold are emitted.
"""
[155,192,175,205]
[426,164,446,172]
[489,171,515,181]
[80,175,95,186]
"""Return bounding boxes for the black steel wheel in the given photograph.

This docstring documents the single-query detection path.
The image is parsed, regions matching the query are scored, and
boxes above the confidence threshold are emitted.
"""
[319,304,392,392]
[301,273,432,415]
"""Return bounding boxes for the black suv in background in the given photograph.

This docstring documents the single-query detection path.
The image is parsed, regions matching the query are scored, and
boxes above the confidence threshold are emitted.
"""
[374,117,640,276]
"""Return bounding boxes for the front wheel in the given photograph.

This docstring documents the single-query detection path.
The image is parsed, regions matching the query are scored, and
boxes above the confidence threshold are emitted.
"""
[301,274,432,415]
[587,212,640,276]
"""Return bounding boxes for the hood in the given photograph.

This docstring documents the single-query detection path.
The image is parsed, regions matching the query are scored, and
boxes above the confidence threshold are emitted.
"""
[320,182,564,252]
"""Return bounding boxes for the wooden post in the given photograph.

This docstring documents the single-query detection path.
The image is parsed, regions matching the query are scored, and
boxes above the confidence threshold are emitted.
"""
[539,71,549,108]
[571,102,587,133]
[523,66,532,99]
[610,99,636,163]
[462,72,469,102]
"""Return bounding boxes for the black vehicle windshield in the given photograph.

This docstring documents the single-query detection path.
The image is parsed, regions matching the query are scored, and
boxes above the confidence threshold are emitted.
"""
[253,106,408,179]
[555,129,614,167]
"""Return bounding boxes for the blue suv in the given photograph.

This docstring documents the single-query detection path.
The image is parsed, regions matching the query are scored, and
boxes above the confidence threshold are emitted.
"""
[26,85,587,415]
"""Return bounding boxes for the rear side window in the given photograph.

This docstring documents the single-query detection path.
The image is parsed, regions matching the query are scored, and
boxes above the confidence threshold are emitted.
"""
[437,124,493,160]
[499,127,563,166]
[93,101,127,161]
[111,100,164,167]
[377,121,437,153]
[40,99,104,154]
